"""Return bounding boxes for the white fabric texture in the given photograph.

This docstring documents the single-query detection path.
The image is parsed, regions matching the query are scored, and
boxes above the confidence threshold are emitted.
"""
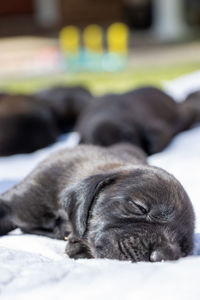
[0,73,200,300]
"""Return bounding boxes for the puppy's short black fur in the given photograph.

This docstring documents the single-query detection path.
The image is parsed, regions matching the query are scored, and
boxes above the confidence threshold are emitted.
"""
[0,144,194,262]
[34,86,92,132]
[0,86,91,156]
[182,90,200,123]
[0,94,58,156]
[76,87,197,155]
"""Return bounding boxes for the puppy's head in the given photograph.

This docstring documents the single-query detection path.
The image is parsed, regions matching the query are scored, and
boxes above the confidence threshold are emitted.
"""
[63,167,194,262]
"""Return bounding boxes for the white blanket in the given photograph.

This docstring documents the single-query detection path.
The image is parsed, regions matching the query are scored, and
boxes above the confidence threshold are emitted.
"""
[0,74,200,300]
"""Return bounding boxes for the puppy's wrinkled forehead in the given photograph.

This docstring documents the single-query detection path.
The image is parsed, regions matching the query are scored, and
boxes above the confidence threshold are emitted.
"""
[112,166,186,210]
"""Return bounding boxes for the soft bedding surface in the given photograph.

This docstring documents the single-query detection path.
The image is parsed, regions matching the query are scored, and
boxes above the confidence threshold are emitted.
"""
[0,73,200,300]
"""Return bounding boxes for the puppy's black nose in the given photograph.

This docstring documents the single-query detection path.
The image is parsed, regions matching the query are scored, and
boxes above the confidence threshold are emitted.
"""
[150,250,165,262]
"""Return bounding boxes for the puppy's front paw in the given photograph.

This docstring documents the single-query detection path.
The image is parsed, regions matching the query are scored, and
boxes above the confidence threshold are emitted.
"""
[65,237,92,259]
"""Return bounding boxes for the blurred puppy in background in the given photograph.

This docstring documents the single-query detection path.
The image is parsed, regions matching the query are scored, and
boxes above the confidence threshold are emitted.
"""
[76,86,198,155]
[182,90,200,123]
[0,86,91,156]
[0,94,58,156]
[34,86,92,132]
[0,85,199,156]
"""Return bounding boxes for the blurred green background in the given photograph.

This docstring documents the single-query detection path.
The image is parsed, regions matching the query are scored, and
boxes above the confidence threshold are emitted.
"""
[0,62,199,95]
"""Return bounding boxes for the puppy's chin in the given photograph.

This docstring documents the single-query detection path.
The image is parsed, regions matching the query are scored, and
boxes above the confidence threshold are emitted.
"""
[90,242,183,263]
[86,224,188,262]
[66,234,184,262]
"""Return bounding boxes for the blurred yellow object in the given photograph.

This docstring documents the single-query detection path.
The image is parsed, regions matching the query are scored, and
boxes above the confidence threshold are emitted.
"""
[59,26,80,54]
[107,23,129,55]
[83,25,103,53]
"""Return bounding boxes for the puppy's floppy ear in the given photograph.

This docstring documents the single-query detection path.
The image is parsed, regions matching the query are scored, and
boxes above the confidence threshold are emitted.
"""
[61,173,118,238]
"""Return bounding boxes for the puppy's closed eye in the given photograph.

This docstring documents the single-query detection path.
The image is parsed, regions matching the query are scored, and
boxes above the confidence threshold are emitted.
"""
[127,200,148,216]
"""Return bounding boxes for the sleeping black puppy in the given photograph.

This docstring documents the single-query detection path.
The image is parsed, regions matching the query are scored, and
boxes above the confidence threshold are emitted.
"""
[0,94,58,156]
[0,144,194,262]
[76,87,196,155]
[34,86,92,132]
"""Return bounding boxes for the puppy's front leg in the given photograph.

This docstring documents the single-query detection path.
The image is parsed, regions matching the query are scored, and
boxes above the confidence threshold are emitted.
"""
[0,168,69,239]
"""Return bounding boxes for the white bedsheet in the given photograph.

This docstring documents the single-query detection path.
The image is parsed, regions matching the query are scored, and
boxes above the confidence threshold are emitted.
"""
[0,73,200,300]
